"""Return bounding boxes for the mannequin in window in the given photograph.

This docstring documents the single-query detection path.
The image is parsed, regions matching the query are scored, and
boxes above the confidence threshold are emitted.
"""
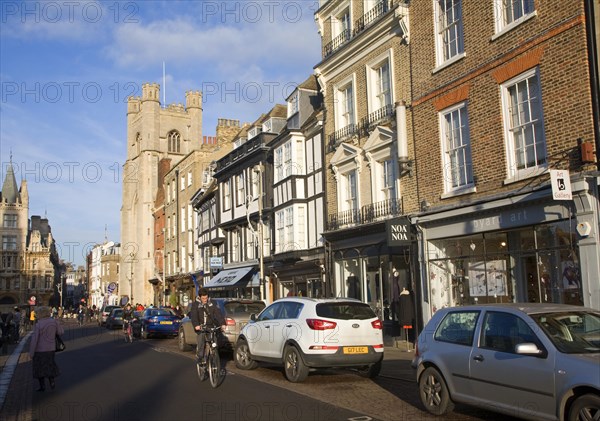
[346,274,360,300]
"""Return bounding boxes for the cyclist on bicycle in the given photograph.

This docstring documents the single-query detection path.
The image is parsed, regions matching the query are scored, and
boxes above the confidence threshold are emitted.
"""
[190,288,225,365]
[122,303,135,336]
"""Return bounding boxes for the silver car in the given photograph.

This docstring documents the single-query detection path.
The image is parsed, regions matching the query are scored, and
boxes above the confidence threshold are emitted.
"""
[178,298,265,352]
[412,303,600,420]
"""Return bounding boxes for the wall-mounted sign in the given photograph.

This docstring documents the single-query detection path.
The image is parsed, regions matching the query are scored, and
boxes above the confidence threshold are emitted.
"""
[210,257,223,268]
[386,217,412,246]
[107,282,117,294]
[550,169,572,200]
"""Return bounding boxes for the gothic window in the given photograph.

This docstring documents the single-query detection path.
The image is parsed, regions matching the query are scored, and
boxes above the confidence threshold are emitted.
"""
[168,131,181,153]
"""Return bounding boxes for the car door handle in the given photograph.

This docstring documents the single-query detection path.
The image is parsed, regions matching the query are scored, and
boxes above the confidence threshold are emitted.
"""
[265,325,271,329]
[473,354,484,362]
[285,324,293,328]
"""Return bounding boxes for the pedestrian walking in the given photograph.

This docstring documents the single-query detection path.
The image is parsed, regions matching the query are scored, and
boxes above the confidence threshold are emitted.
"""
[29,306,64,392]
[12,307,22,343]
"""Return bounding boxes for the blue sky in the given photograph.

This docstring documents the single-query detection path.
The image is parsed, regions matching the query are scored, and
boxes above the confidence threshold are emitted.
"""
[1,1,321,266]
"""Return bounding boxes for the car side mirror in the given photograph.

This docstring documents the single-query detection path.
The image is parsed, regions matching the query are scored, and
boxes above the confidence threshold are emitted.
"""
[515,342,547,358]
[250,313,256,322]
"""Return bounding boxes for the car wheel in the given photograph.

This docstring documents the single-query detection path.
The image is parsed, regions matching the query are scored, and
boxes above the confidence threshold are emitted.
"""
[178,329,192,352]
[568,394,600,421]
[283,345,309,383]
[235,339,258,370]
[357,360,382,378]
[419,367,454,416]
[141,325,149,340]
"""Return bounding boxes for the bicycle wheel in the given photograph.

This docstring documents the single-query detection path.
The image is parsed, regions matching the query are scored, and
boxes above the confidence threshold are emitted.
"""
[208,349,223,388]
[127,325,133,343]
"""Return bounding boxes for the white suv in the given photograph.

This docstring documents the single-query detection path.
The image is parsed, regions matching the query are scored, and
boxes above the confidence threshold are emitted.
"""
[234,297,384,382]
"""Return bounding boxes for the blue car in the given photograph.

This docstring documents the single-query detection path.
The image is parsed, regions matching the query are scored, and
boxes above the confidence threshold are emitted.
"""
[139,308,181,339]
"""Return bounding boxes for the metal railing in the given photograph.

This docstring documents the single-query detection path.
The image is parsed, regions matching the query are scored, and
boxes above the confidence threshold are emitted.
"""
[361,103,395,130]
[323,0,392,58]
[327,198,403,230]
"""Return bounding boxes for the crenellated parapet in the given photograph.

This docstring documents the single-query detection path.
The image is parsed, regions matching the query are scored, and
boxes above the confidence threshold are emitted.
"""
[142,82,160,103]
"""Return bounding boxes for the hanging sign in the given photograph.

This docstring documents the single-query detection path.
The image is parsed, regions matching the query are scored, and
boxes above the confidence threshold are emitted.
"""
[550,169,572,200]
[386,217,412,246]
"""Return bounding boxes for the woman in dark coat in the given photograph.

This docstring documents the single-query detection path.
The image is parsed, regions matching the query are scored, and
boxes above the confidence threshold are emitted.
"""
[29,306,64,391]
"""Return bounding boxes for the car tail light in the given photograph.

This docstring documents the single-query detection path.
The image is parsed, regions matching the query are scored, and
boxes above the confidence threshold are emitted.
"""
[309,345,339,351]
[306,319,337,330]
[226,317,235,326]
[371,319,383,330]
[373,344,384,349]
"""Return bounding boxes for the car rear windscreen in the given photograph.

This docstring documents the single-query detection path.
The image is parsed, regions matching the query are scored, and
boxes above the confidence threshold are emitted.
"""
[224,303,265,315]
[316,302,376,320]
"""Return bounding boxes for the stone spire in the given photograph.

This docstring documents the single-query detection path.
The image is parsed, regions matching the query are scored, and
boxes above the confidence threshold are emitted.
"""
[1,161,19,204]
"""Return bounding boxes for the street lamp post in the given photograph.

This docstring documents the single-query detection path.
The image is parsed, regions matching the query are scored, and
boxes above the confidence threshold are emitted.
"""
[253,163,265,301]
[128,252,135,304]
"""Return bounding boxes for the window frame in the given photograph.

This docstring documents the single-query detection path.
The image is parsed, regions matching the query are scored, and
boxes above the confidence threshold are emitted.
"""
[500,68,547,182]
[439,101,475,195]
[334,75,357,131]
[366,51,394,114]
[433,0,465,68]
[493,0,536,38]
[3,214,17,228]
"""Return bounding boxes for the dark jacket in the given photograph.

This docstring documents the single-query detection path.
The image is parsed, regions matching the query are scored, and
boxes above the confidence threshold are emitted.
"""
[190,299,225,329]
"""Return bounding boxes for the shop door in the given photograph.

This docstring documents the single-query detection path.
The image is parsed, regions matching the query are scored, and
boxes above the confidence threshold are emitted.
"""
[520,255,551,303]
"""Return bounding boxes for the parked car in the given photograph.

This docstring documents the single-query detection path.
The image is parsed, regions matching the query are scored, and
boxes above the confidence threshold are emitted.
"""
[412,303,600,420]
[178,298,266,352]
[105,308,124,330]
[138,307,181,339]
[98,305,120,326]
[234,297,384,383]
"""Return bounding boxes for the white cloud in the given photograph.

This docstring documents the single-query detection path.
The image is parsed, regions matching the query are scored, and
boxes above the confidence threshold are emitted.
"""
[105,15,320,77]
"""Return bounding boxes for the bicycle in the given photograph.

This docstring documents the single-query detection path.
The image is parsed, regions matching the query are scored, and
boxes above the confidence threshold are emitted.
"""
[124,319,134,343]
[196,326,225,388]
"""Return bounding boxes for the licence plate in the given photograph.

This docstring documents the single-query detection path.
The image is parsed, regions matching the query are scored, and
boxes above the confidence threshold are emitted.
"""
[160,321,173,325]
[343,346,368,354]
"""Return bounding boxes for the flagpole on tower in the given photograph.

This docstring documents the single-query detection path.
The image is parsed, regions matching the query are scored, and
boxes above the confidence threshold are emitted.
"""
[162,61,166,106]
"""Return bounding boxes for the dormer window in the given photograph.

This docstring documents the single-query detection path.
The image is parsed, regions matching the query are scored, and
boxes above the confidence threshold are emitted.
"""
[233,138,246,149]
[288,91,300,118]
[248,127,262,139]
[262,117,286,134]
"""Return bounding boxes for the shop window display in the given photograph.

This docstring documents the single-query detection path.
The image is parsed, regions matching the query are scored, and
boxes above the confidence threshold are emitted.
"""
[426,220,582,314]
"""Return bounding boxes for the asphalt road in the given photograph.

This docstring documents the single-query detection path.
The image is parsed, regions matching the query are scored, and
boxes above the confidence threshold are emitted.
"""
[29,324,377,421]
[2,322,523,421]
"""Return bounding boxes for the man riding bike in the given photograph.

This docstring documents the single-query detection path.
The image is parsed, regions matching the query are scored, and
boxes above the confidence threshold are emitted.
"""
[122,303,135,341]
[190,288,226,365]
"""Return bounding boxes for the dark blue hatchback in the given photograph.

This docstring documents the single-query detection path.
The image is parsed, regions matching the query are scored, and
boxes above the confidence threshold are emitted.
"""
[139,308,181,339]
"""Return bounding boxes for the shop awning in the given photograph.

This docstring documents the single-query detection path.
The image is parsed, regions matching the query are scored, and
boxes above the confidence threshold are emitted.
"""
[203,266,255,289]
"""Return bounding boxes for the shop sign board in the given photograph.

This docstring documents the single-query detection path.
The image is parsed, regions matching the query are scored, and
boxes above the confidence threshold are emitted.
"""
[210,257,223,268]
[550,169,572,200]
[387,217,411,246]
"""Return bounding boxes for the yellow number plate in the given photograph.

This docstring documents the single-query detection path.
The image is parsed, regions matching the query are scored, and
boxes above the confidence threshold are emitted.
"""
[160,321,173,325]
[343,346,368,354]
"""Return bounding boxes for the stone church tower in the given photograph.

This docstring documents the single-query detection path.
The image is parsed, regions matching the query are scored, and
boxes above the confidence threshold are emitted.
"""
[0,160,29,307]
[121,83,203,305]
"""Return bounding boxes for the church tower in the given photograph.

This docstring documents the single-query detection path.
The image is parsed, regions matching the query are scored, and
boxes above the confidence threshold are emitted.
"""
[121,84,203,305]
[0,159,29,305]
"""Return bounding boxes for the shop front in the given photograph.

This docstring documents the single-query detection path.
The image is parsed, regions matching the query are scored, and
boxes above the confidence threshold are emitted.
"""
[325,217,418,337]
[414,178,600,324]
